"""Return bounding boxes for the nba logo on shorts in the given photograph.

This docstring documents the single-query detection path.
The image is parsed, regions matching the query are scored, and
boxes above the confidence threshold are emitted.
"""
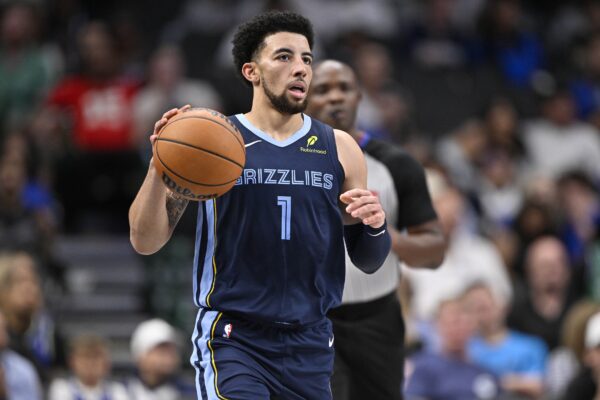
[223,323,233,338]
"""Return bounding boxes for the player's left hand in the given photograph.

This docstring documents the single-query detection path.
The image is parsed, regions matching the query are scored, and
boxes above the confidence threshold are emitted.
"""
[340,189,386,229]
[150,104,191,144]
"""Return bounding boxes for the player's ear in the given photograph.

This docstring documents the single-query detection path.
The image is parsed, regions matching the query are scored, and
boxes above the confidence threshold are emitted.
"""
[242,62,260,86]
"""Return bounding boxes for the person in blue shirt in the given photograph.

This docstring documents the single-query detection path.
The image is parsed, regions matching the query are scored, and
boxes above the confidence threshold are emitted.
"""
[406,296,500,400]
[463,282,548,399]
[0,310,41,400]
[129,11,390,400]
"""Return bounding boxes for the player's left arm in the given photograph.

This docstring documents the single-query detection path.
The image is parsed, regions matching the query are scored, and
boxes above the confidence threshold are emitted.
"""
[334,129,391,274]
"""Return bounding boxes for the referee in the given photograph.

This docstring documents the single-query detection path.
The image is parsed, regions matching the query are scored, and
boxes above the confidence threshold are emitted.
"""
[307,60,447,400]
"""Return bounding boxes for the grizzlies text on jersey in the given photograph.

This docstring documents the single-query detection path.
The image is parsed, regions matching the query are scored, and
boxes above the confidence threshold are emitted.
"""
[193,114,346,326]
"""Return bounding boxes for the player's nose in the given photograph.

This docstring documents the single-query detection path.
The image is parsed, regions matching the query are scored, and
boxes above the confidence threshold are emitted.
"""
[291,58,309,78]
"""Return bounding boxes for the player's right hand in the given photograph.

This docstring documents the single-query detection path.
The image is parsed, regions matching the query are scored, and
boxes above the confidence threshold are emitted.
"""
[150,104,191,144]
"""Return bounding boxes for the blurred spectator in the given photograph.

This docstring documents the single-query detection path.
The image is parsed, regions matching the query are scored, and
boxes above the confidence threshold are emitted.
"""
[164,0,290,83]
[125,318,192,400]
[477,99,528,229]
[545,1,595,61]
[48,334,129,400]
[477,0,544,89]
[561,311,600,399]
[483,98,527,164]
[45,21,143,232]
[463,283,547,399]
[510,194,560,278]
[289,0,398,46]
[162,0,259,46]
[401,0,474,69]
[546,300,600,399]
[352,42,402,140]
[0,251,63,384]
[477,150,524,230]
[523,88,600,183]
[0,3,62,133]
[111,12,145,81]
[405,296,501,400]
[403,183,512,330]
[0,147,56,266]
[133,45,222,161]
[569,33,600,127]
[436,118,487,196]
[375,86,416,144]
[508,236,577,351]
[557,171,600,268]
[449,0,488,33]
[1,132,57,219]
[488,228,521,284]
[0,309,42,400]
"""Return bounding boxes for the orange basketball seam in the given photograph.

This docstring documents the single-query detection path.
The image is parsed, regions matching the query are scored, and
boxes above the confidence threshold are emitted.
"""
[189,107,241,137]
[154,146,241,187]
[159,114,246,151]
[156,137,245,169]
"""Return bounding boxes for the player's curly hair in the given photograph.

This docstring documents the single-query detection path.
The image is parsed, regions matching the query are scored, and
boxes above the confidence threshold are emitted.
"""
[232,11,314,86]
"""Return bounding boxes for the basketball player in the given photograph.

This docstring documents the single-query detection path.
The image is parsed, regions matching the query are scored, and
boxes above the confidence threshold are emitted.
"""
[306,60,447,400]
[129,12,391,400]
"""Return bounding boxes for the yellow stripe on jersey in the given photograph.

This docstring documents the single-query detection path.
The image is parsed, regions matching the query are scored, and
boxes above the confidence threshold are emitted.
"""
[208,312,228,400]
[206,199,218,307]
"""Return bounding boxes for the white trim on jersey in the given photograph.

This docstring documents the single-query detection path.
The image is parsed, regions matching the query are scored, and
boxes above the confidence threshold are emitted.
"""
[191,309,224,400]
[235,114,312,147]
[194,201,217,308]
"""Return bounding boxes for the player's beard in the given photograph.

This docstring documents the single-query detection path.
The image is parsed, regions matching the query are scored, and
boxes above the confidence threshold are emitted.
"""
[262,76,307,115]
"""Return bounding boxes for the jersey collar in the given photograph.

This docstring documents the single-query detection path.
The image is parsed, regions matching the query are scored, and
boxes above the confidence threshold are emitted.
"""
[235,113,312,148]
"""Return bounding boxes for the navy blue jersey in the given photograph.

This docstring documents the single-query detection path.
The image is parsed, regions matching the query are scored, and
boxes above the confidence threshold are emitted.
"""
[192,114,346,326]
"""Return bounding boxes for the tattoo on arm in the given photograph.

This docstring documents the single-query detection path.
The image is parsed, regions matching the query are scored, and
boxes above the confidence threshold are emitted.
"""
[166,191,189,230]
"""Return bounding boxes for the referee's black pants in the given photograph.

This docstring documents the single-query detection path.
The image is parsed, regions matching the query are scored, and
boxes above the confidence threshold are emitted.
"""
[327,291,405,400]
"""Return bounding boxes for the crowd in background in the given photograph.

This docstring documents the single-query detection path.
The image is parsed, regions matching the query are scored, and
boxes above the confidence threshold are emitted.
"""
[4,0,600,398]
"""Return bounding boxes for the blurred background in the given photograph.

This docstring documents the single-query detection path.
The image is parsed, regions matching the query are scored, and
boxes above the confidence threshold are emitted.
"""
[4,0,600,398]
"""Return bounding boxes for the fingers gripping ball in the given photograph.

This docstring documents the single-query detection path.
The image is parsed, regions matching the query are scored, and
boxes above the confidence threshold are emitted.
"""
[153,108,246,200]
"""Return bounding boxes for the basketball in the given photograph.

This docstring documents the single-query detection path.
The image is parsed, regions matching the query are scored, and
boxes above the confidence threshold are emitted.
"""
[152,108,246,200]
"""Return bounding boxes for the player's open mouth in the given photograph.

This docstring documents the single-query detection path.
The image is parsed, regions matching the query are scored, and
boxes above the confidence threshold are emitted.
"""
[288,82,306,99]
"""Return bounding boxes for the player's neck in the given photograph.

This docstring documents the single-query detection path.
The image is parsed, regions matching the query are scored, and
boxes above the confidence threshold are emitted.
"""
[245,104,305,142]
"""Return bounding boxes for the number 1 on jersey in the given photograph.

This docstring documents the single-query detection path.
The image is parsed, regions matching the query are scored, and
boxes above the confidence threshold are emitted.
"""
[277,196,292,240]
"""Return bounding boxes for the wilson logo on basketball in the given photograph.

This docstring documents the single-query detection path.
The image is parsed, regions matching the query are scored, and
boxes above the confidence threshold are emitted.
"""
[161,173,218,200]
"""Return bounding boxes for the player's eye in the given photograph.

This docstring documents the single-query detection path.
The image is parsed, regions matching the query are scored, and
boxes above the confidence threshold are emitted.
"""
[303,57,313,65]
[278,54,290,61]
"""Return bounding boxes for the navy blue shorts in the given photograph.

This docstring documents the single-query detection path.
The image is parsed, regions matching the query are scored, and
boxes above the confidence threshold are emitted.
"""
[191,308,335,399]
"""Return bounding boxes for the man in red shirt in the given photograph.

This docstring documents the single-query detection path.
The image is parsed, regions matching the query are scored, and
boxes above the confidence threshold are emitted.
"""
[46,21,142,232]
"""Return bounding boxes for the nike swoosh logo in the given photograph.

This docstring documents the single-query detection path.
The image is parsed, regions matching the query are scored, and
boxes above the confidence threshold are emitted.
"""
[367,229,386,237]
[245,140,262,148]
[329,337,334,347]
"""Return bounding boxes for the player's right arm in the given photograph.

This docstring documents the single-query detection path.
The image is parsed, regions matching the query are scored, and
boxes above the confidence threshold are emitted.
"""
[129,106,190,255]
[334,129,390,274]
